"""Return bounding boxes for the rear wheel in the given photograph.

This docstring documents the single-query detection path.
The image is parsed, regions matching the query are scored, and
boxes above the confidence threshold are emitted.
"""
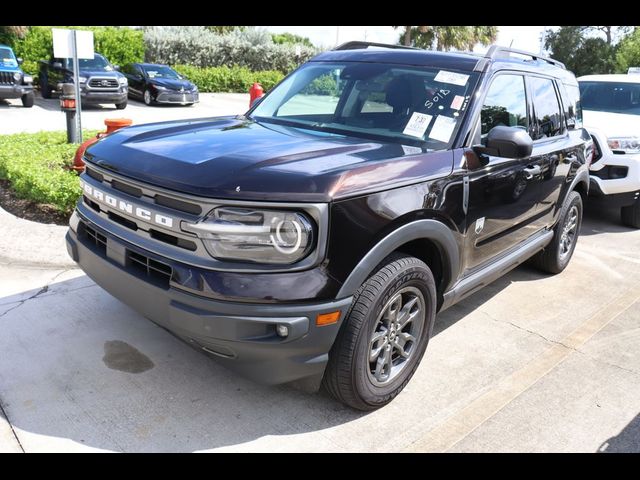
[322,254,436,411]
[21,92,34,108]
[621,199,640,228]
[531,190,582,274]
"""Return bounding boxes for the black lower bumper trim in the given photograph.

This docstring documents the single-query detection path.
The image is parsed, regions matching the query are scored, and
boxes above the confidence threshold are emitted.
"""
[66,227,353,385]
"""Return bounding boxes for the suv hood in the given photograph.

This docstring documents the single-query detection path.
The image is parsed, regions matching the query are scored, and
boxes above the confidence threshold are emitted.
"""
[583,110,640,138]
[85,116,453,202]
[80,69,121,78]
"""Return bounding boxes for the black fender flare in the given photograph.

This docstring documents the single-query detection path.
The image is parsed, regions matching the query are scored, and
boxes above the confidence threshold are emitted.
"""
[336,219,460,299]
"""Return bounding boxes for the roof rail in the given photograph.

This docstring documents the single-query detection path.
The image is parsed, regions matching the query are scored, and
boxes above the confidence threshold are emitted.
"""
[485,45,565,69]
[333,41,420,51]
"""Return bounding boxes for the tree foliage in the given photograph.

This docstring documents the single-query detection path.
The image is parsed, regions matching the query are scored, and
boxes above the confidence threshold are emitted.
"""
[271,32,313,47]
[394,26,497,51]
[545,26,626,76]
[616,28,640,73]
[205,26,246,35]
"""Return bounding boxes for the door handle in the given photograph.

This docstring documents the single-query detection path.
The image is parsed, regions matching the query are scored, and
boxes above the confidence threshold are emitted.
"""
[524,165,541,180]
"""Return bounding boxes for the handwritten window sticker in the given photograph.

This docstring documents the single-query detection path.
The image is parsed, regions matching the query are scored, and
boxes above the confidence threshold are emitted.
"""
[403,112,433,138]
[450,95,465,110]
[429,115,457,143]
[434,70,469,87]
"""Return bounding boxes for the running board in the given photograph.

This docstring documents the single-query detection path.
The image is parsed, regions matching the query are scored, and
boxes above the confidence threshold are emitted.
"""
[440,230,553,311]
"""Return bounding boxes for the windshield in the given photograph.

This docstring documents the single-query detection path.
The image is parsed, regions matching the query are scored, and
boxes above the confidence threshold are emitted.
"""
[143,66,181,80]
[579,81,640,115]
[0,47,17,68]
[250,61,479,148]
[74,54,111,71]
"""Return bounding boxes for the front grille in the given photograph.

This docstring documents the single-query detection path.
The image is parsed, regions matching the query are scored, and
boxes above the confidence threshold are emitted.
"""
[157,92,196,103]
[128,251,172,288]
[0,71,17,85]
[112,179,142,198]
[81,223,107,253]
[88,78,119,88]
[85,166,104,182]
[155,194,202,215]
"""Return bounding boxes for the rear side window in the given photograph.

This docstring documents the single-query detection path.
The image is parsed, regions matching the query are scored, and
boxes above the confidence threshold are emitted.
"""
[564,83,583,128]
[480,74,528,138]
[529,76,564,140]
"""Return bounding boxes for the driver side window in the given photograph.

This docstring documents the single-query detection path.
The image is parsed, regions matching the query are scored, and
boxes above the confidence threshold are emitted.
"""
[480,74,529,141]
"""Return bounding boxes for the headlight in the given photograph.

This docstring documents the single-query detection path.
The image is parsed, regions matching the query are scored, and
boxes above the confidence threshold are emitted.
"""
[153,84,168,91]
[13,72,21,81]
[183,207,315,264]
[118,76,128,86]
[22,74,33,84]
[78,76,87,84]
[608,137,640,153]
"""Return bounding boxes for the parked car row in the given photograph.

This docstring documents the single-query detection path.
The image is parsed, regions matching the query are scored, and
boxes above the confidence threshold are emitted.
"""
[0,44,35,107]
[37,51,198,110]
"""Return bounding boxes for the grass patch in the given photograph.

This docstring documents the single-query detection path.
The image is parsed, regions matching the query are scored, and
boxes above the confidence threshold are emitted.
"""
[0,130,98,215]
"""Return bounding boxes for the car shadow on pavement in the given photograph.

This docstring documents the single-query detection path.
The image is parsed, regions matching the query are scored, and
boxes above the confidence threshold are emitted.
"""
[581,203,636,236]
[32,92,124,112]
[597,413,640,452]
[0,265,545,452]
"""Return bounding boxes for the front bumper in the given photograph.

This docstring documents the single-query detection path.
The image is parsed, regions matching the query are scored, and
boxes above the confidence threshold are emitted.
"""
[589,129,640,196]
[155,90,199,104]
[81,89,128,104]
[0,83,33,99]
[65,213,352,385]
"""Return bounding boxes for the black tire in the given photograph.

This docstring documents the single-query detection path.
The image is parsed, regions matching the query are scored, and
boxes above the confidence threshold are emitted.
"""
[40,76,52,99]
[115,101,127,110]
[322,254,436,411]
[530,190,583,274]
[143,88,153,106]
[621,200,640,228]
[21,92,34,108]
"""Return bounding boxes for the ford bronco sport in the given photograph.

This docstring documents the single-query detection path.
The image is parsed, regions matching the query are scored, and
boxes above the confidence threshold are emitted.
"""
[66,43,592,410]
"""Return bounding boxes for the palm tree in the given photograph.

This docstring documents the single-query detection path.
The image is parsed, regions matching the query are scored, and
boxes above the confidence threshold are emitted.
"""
[394,26,497,51]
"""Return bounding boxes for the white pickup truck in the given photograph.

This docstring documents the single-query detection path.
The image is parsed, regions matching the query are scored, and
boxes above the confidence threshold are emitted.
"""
[579,74,640,227]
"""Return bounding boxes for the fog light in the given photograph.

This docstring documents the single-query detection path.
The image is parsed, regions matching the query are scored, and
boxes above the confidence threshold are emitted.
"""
[276,324,289,338]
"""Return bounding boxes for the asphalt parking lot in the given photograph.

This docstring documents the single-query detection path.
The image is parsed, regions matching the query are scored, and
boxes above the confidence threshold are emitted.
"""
[0,91,249,134]
[1,203,639,452]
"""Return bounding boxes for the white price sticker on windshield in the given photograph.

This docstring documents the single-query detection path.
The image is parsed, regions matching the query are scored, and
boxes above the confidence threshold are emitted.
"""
[403,112,433,138]
[434,70,469,86]
[429,115,457,143]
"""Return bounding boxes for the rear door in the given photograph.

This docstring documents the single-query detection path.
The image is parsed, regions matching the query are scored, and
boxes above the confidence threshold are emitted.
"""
[528,76,584,225]
[463,72,544,272]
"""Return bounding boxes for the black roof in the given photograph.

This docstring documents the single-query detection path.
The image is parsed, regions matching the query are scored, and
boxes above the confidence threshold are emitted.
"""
[311,49,482,71]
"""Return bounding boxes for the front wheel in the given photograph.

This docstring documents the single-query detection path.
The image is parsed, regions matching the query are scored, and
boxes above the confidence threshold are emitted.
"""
[621,198,640,228]
[322,254,436,411]
[115,100,127,110]
[531,190,583,274]
[143,89,153,106]
[21,92,34,108]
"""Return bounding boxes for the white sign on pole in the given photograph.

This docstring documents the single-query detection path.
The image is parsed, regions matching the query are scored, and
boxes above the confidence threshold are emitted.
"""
[52,28,94,59]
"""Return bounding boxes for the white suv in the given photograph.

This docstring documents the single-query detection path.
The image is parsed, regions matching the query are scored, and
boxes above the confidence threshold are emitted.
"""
[578,74,640,227]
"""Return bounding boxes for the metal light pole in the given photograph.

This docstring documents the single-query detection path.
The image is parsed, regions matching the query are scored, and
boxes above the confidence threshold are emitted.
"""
[71,30,83,143]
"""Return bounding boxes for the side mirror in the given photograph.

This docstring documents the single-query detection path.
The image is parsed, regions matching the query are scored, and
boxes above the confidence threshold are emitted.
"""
[474,126,533,159]
[113,65,120,71]
[53,61,62,69]
[135,74,143,80]
[17,57,23,65]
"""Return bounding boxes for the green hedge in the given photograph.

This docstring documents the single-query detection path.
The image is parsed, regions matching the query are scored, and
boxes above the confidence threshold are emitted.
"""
[174,65,284,93]
[0,131,97,214]
[13,26,144,76]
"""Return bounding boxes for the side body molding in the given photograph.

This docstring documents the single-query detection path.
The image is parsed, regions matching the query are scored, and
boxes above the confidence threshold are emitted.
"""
[336,219,460,299]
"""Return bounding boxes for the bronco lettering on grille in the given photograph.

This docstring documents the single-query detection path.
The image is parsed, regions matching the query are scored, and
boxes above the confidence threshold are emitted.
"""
[82,181,174,228]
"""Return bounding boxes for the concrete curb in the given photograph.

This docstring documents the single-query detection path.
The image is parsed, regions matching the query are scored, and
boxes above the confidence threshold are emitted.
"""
[0,205,76,269]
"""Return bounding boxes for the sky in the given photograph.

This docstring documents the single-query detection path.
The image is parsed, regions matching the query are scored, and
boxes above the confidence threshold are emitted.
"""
[264,26,550,53]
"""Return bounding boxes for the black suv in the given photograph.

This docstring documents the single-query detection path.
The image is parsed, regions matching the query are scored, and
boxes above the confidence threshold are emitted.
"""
[66,43,592,410]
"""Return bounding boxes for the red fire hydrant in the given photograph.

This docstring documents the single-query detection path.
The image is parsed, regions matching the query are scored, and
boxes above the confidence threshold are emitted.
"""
[249,82,264,108]
[72,118,133,173]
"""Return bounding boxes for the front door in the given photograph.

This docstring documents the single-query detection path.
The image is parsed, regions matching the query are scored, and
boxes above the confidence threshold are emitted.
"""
[463,73,545,273]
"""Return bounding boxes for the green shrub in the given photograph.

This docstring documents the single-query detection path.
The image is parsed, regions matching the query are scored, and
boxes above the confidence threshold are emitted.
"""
[0,130,98,214]
[144,26,318,74]
[12,26,144,77]
[174,65,284,93]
